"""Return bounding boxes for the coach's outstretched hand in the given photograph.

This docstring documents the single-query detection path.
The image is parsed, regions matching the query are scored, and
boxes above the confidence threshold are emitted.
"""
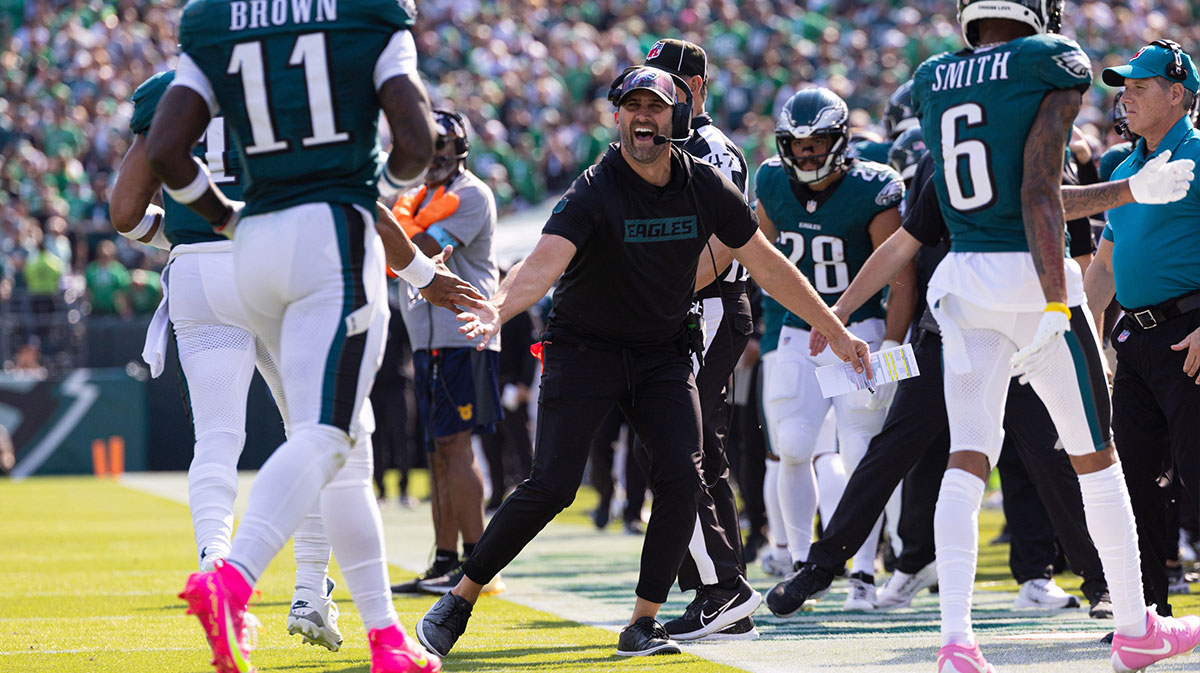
[827,330,873,379]
[457,300,501,351]
[421,245,487,312]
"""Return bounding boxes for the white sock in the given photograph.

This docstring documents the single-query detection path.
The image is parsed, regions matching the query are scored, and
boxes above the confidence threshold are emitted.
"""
[227,424,349,582]
[852,515,884,579]
[779,457,817,563]
[188,429,243,567]
[1077,463,1147,638]
[292,504,331,594]
[934,468,985,646]
[320,437,397,632]
[764,460,788,548]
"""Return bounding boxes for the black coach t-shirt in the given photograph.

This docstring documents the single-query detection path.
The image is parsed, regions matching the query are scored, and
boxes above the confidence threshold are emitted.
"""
[543,143,758,347]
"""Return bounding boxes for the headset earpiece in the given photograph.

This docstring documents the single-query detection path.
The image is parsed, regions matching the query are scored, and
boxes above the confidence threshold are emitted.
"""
[1151,39,1188,82]
[432,108,470,159]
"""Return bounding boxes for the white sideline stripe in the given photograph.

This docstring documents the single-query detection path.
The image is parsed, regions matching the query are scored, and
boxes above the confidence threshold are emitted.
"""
[119,473,1124,673]
[12,370,99,480]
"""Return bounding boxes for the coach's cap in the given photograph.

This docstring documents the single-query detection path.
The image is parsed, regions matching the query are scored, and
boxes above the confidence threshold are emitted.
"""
[644,38,707,81]
[1103,42,1200,93]
[612,67,678,106]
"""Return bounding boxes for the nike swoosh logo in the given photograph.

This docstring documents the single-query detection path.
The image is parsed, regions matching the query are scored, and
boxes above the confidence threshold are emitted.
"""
[223,602,252,672]
[952,651,989,673]
[1120,641,1173,656]
[700,595,739,626]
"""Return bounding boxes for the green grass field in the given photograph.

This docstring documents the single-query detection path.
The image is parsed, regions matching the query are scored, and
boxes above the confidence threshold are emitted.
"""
[2,474,1197,673]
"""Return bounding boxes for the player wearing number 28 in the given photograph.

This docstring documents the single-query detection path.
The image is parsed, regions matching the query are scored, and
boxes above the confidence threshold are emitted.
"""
[755,87,915,605]
[143,0,446,671]
[911,0,1200,671]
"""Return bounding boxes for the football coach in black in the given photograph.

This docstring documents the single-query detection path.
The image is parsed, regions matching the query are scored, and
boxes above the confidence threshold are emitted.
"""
[415,66,871,659]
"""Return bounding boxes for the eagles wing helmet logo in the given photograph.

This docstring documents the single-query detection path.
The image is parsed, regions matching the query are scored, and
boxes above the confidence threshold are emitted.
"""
[1052,50,1092,80]
[647,41,664,60]
[781,104,846,137]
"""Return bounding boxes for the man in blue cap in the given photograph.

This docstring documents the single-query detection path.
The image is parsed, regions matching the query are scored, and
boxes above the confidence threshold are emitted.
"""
[1085,38,1200,622]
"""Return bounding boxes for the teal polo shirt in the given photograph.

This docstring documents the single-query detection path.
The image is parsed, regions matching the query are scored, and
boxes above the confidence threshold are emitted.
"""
[1102,114,1200,308]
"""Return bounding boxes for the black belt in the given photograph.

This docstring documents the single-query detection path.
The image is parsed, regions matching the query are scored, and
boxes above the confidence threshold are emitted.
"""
[1123,290,1200,330]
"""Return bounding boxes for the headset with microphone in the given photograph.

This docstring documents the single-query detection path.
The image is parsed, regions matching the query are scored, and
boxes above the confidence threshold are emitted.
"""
[607,66,694,145]
[432,108,470,159]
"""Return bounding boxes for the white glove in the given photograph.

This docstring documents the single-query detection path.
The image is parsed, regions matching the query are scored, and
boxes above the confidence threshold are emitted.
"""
[866,339,900,410]
[1011,309,1071,385]
[1128,149,1195,204]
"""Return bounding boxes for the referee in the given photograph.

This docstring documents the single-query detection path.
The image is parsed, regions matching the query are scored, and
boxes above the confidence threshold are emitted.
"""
[415,65,871,658]
[642,38,759,640]
[1086,40,1200,615]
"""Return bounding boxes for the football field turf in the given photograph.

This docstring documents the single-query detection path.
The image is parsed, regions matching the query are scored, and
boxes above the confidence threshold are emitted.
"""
[3,473,1199,672]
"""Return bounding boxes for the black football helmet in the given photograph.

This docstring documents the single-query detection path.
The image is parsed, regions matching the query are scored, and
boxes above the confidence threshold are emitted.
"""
[775,87,850,184]
[888,127,928,184]
[957,0,1064,49]
[884,80,918,141]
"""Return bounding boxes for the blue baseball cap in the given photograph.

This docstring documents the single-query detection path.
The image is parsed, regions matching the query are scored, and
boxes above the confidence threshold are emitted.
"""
[611,66,678,107]
[1102,42,1200,93]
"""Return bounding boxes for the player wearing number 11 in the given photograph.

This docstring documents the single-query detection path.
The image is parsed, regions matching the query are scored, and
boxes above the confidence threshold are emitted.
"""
[144,0,448,671]
[911,0,1200,671]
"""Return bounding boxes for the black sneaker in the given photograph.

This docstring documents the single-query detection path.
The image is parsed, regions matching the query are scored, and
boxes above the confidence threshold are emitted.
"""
[663,576,762,640]
[705,616,759,641]
[416,593,473,657]
[418,565,465,595]
[419,564,506,596]
[767,562,834,618]
[1088,589,1113,619]
[616,617,681,656]
[593,504,610,530]
[1100,631,1114,644]
[392,559,459,594]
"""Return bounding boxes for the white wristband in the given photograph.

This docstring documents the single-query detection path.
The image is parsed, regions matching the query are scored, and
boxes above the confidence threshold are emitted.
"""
[120,204,171,251]
[123,204,163,240]
[163,157,212,205]
[394,251,436,288]
[377,151,425,198]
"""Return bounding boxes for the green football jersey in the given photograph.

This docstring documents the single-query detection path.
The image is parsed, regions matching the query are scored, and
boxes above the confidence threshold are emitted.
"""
[756,158,904,330]
[850,139,891,165]
[130,70,239,247]
[1099,142,1133,182]
[912,34,1092,252]
[178,0,416,216]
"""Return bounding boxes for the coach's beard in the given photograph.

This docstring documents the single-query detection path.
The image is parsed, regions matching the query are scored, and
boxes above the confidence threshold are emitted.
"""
[621,123,667,165]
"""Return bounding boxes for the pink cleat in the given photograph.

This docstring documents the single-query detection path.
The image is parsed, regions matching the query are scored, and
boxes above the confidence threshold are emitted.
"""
[937,638,998,673]
[1111,608,1200,672]
[369,623,443,673]
[179,560,257,673]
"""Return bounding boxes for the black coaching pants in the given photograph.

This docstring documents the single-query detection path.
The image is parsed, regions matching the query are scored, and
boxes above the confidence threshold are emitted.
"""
[1112,307,1200,615]
[673,290,753,591]
[462,334,703,604]
[808,328,1107,598]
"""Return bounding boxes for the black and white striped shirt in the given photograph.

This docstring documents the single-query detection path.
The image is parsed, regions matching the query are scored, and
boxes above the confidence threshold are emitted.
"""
[683,114,751,295]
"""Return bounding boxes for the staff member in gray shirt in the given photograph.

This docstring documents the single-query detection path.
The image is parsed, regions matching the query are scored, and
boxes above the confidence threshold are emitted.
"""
[390,109,504,595]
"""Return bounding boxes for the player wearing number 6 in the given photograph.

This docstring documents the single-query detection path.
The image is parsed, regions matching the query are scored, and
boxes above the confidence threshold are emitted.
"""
[143,0,453,671]
[911,0,1200,671]
[756,87,916,613]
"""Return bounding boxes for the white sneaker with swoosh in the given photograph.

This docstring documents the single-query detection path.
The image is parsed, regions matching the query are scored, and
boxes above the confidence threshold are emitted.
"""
[937,639,997,673]
[1111,607,1200,672]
